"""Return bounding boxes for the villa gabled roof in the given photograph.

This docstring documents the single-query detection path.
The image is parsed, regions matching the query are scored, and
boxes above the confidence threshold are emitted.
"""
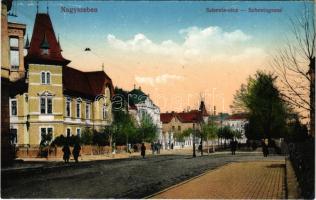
[160,110,202,124]
[160,112,175,123]
[227,113,248,120]
[63,66,114,99]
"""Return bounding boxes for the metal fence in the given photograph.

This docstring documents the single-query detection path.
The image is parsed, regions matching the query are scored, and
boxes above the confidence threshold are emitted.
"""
[288,139,315,199]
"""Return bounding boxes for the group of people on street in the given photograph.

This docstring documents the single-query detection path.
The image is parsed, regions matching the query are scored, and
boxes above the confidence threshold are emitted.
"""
[62,142,81,163]
[151,142,161,154]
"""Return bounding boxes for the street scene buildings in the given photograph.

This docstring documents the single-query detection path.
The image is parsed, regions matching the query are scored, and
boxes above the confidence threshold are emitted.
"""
[1,0,314,199]
[8,12,114,148]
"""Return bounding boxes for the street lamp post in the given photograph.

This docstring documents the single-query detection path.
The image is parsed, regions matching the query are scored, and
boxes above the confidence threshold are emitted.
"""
[193,123,196,157]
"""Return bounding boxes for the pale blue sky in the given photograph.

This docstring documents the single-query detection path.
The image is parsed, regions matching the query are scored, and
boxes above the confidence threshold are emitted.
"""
[10,1,313,51]
[8,1,314,112]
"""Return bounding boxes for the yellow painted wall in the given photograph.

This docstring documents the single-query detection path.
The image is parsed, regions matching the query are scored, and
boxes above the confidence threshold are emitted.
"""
[10,63,114,147]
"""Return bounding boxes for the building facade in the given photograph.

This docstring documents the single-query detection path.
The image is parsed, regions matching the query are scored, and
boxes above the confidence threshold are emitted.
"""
[128,87,162,142]
[160,101,208,149]
[9,12,114,148]
[1,0,22,165]
[222,113,248,143]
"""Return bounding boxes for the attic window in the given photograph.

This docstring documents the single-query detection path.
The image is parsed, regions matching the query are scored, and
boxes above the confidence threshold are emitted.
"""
[40,33,50,55]
[41,49,49,55]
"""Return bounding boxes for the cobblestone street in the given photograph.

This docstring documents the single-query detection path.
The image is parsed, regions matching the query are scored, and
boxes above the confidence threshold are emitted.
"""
[2,153,285,198]
[151,160,285,199]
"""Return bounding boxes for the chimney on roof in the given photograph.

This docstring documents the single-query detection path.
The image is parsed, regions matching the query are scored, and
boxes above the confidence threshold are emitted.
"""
[214,106,216,116]
[139,86,141,91]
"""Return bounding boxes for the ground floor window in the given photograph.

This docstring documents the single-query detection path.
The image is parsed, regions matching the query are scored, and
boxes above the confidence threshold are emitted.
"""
[10,99,17,116]
[9,128,17,145]
[76,128,81,137]
[67,128,71,137]
[40,127,53,145]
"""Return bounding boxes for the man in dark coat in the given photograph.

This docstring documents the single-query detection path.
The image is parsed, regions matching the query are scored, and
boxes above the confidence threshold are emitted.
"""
[141,143,146,158]
[62,144,70,163]
[73,142,81,163]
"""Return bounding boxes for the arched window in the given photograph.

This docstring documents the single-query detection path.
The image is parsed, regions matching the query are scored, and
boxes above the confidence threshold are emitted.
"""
[41,72,45,84]
[39,91,53,114]
[65,97,71,117]
[46,72,50,84]
[102,104,107,120]
[76,99,81,118]
[41,71,51,84]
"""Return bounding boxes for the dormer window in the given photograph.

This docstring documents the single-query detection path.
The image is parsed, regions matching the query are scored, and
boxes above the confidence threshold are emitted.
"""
[40,33,50,55]
[42,49,49,55]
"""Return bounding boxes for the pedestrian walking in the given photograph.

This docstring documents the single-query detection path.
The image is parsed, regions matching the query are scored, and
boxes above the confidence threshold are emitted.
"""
[151,142,154,155]
[157,142,161,154]
[141,143,146,158]
[133,144,138,152]
[264,138,269,156]
[198,142,202,155]
[261,139,268,157]
[230,140,234,155]
[62,144,70,163]
[73,142,81,163]
[230,140,237,155]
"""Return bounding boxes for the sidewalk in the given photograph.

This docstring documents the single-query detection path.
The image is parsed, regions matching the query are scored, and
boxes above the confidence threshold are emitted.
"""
[150,160,285,199]
[2,149,263,171]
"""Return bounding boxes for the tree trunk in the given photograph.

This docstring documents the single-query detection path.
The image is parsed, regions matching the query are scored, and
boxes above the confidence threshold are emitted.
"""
[200,138,203,156]
[109,134,112,154]
[207,139,209,155]
[309,58,315,137]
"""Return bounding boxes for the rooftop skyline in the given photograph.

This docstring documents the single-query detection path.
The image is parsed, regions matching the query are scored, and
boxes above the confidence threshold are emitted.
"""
[10,1,314,113]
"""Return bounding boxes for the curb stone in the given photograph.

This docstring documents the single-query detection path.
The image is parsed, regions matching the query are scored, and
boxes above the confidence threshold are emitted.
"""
[285,156,300,199]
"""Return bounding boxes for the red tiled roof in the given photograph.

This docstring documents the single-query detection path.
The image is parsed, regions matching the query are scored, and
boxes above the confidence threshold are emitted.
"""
[160,110,202,124]
[25,13,70,66]
[63,66,114,99]
[227,113,248,120]
[177,110,202,123]
[160,113,174,123]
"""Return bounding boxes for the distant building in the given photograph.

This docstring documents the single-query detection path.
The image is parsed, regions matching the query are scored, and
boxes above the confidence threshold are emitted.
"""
[9,11,114,148]
[208,112,230,126]
[127,86,162,142]
[222,113,248,143]
[160,101,208,149]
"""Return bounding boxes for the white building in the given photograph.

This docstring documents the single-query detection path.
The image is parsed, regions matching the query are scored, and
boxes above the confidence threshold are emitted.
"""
[127,87,162,141]
[222,113,248,143]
